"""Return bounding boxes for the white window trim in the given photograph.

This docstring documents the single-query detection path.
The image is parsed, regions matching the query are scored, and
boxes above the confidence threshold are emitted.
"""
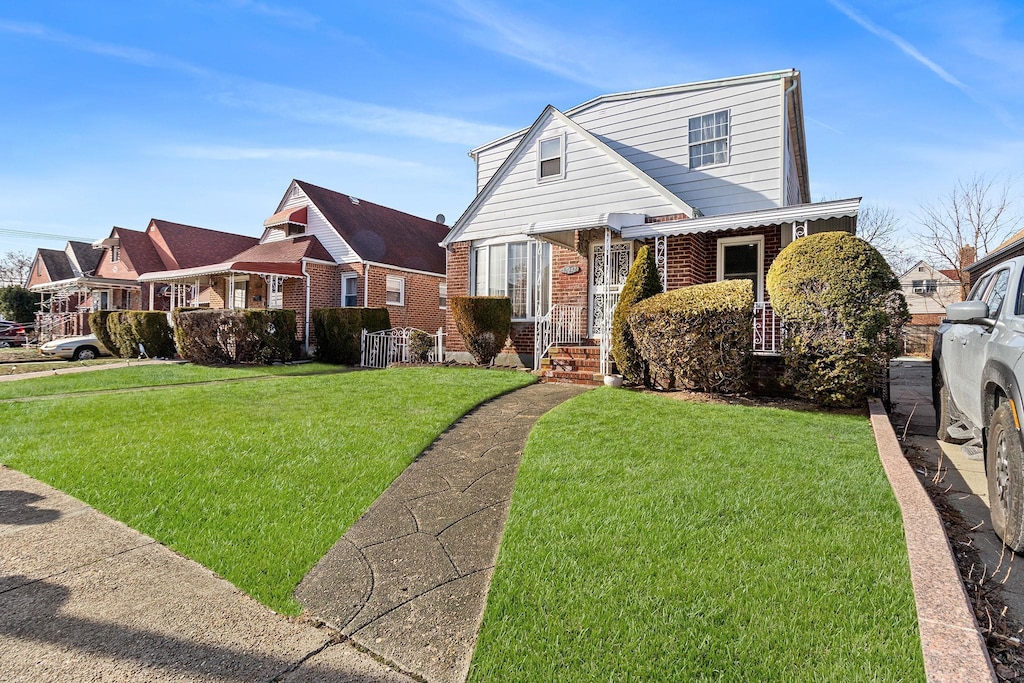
[385,275,405,306]
[536,132,566,183]
[717,234,764,301]
[688,108,731,171]
[110,246,120,263]
[341,273,359,307]
[439,282,447,310]
[470,239,552,322]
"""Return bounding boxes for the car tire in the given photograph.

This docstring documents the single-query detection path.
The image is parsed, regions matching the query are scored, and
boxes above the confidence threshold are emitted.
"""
[0,341,9,349]
[73,346,98,361]
[987,403,1024,552]
[937,383,968,444]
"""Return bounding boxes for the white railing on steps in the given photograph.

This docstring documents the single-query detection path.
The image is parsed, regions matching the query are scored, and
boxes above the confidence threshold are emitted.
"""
[533,305,585,371]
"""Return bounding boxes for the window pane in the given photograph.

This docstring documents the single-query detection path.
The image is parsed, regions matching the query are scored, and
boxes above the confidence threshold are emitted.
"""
[540,157,561,177]
[489,246,506,296]
[343,277,358,307]
[987,269,1010,314]
[508,243,529,318]
[540,137,560,159]
[535,242,551,317]
[474,247,487,295]
[723,243,758,280]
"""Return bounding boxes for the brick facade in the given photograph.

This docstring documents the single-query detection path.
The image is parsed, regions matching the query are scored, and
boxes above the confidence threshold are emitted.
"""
[446,224,786,365]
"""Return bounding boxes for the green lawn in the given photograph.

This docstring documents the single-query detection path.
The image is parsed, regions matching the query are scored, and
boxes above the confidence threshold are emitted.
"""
[470,388,924,682]
[0,366,535,614]
[0,361,342,400]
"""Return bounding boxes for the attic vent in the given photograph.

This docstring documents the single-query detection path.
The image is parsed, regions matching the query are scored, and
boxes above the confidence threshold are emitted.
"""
[291,187,302,199]
[349,196,360,205]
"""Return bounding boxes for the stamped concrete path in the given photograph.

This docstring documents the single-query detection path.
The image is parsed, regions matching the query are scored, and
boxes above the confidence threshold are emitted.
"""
[296,382,587,683]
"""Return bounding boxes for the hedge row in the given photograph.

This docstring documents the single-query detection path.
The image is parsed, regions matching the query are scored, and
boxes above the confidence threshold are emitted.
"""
[173,309,298,365]
[628,279,753,393]
[88,310,175,358]
[312,308,390,364]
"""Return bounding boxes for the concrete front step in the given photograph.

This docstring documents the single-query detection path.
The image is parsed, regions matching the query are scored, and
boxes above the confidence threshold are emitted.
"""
[540,357,602,371]
[534,368,605,387]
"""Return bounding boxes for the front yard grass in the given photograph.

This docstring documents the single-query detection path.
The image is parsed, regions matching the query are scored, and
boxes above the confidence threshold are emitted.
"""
[0,366,534,614]
[470,388,924,681]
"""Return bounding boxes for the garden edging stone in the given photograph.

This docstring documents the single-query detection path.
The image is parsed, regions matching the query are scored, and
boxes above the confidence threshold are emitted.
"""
[869,398,996,682]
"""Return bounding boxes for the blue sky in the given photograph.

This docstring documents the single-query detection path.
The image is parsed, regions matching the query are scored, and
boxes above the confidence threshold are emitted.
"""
[1,0,1021,258]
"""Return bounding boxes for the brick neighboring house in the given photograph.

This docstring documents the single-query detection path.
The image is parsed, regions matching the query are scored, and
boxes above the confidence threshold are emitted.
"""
[28,221,259,341]
[141,179,449,352]
[25,241,104,338]
[440,69,861,378]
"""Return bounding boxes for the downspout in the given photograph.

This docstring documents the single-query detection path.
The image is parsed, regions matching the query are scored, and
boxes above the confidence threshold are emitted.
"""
[301,259,311,356]
[364,263,369,307]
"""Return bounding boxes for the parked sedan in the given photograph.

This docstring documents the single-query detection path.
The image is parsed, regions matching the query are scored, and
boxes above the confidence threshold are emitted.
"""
[39,335,111,361]
[0,321,31,348]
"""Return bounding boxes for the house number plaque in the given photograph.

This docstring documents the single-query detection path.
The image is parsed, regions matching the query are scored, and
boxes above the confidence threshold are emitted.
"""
[561,265,580,275]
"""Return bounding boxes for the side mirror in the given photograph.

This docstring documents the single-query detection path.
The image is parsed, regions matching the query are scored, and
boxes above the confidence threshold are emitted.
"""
[945,300,994,326]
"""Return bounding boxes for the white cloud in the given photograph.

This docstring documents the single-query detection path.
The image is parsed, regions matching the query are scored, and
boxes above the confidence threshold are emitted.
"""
[0,18,505,146]
[163,144,427,169]
[826,1,1014,127]
[439,0,699,91]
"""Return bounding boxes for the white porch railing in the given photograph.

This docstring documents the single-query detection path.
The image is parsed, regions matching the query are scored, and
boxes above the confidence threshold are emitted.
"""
[361,327,445,369]
[35,311,88,342]
[754,302,783,355]
[533,304,585,371]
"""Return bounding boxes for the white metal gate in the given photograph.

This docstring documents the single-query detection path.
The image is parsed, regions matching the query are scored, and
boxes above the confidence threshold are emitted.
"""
[360,327,445,368]
[589,239,632,338]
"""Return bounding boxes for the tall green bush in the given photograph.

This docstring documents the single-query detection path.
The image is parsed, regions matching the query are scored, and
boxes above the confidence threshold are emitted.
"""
[0,286,39,323]
[612,245,662,384]
[450,296,512,365]
[766,231,909,407]
[106,311,175,358]
[88,310,116,355]
[174,309,298,365]
[312,308,390,364]
[629,279,754,393]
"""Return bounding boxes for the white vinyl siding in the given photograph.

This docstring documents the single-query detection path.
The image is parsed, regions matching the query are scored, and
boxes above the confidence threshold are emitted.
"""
[459,115,684,242]
[262,183,358,264]
[474,78,786,220]
[784,125,802,206]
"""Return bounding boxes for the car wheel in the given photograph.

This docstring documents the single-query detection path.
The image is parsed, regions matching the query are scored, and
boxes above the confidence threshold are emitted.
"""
[73,346,98,361]
[987,403,1024,552]
[0,341,9,349]
[937,383,968,444]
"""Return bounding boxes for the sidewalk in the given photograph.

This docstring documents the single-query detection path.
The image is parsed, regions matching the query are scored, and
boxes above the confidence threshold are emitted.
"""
[0,359,185,383]
[0,465,413,682]
[296,382,587,683]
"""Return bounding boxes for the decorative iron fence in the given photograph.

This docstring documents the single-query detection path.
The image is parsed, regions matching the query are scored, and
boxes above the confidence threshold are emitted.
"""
[360,327,445,369]
[533,304,585,370]
[753,302,783,355]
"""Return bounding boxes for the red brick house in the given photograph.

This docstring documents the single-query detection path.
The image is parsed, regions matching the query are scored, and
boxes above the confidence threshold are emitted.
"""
[26,241,103,338]
[141,179,449,353]
[440,70,861,378]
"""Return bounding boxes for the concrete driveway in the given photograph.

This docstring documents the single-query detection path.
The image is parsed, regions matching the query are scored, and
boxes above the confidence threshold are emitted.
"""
[0,465,413,682]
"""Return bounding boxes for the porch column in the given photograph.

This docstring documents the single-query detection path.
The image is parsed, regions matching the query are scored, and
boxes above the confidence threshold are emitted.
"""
[655,235,667,291]
[229,273,235,310]
[600,228,612,375]
[149,284,154,311]
[194,278,200,307]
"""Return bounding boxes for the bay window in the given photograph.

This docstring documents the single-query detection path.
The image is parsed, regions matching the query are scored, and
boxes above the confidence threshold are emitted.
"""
[472,240,551,320]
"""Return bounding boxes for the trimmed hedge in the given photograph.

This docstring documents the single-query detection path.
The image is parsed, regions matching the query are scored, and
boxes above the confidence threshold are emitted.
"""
[312,308,390,365]
[408,329,433,363]
[612,245,662,385]
[174,309,298,365]
[88,310,117,355]
[629,279,754,393]
[106,311,176,358]
[766,231,909,407]
[450,296,512,366]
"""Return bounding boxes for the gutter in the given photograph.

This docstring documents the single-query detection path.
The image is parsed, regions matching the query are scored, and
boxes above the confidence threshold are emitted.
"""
[301,259,311,356]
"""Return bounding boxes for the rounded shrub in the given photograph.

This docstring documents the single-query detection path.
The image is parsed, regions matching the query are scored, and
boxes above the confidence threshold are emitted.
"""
[174,309,299,364]
[629,279,754,393]
[450,296,512,366]
[766,231,909,407]
[106,311,175,358]
[88,310,117,356]
[612,245,662,385]
[408,329,433,363]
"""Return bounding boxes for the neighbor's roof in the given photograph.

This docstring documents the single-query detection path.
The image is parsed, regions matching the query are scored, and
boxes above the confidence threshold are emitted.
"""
[67,240,101,275]
[137,235,334,282]
[966,228,1024,274]
[112,227,165,274]
[38,249,73,281]
[149,219,259,270]
[294,180,448,274]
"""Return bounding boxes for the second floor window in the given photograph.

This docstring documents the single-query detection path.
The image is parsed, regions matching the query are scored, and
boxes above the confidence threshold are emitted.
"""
[538,135,563,180]
[111,246,120,262]
[911,279,937,294]
[689,110,729,169]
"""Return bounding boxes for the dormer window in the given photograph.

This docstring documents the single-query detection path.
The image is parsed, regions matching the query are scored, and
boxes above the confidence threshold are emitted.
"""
[689,110,730,169]
[111,246,120,262]
[538,135,564,181]
[286,223,305,236]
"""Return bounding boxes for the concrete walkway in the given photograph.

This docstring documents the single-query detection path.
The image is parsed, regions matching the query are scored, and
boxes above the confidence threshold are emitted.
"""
[296,382,587,683]
[0,465,412,682]
[0,358,185,383]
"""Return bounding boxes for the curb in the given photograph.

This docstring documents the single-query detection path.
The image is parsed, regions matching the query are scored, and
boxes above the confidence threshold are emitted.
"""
[868,398,996,682]
[0,359,186,382]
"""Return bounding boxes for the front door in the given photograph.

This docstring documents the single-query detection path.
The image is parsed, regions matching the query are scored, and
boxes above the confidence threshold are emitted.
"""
[589,239,632,338]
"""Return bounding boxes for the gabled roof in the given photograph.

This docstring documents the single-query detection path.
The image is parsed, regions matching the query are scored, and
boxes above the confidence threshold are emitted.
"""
[148,219,259,270]
[230,235,332,264]
[37,249,73,281]
[442,106,696,247]
[137,236,334,282]
[112,227,165,274]
[292,180,448,274]
[67,241,101,276]
[470,69,798,156]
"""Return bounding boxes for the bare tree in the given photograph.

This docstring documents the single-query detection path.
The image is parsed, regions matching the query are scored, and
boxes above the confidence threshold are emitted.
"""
[916,174,1022,296]
[856,203,917,276]
[0,251,32,287]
